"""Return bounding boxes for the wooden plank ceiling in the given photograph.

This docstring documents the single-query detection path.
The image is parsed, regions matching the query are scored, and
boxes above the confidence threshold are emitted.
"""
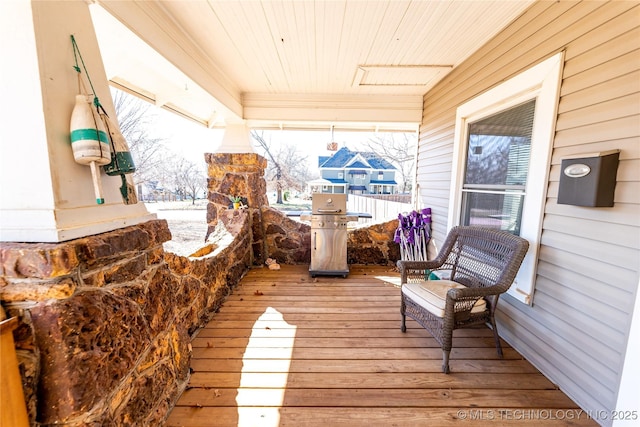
[94,0,534,130]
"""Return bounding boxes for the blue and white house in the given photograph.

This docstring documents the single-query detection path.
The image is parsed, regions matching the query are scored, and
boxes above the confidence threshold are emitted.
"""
[314,147,398,195]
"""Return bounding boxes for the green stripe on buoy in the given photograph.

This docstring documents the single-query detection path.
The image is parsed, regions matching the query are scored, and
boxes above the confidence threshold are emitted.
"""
[70,129,109,144]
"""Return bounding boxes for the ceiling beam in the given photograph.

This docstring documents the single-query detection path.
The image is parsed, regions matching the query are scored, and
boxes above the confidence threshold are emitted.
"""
[243,93,423,125]
[98,0,243,122]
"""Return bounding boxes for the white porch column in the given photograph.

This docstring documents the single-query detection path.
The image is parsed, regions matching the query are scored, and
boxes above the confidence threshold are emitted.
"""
[0,0,154,243]
[613,276,640,426]
[217,123,255,153]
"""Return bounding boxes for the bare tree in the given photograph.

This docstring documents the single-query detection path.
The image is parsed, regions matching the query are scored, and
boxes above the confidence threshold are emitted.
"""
[165,157,206,205]
[251,130,312,204]
[113,89,211,204]
[112,89,167,188]
[363,133,417,192]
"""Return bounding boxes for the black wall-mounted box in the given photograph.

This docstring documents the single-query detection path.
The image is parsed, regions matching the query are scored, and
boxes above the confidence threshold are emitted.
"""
[557,150,620,207]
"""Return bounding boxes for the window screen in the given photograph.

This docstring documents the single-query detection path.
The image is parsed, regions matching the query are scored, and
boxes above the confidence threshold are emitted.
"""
[461,99,536,235]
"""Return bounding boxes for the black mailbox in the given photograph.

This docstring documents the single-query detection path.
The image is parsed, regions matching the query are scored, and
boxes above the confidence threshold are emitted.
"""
[558,150,620,207]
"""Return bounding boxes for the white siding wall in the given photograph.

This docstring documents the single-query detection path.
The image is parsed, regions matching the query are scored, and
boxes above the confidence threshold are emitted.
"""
[416,2,639,425]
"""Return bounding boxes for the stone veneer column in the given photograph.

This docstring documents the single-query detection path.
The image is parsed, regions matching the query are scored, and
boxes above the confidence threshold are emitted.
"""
[205,153,268,265]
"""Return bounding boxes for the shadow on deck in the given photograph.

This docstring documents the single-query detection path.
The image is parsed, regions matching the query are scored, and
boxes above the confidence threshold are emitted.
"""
[166,265,597,426]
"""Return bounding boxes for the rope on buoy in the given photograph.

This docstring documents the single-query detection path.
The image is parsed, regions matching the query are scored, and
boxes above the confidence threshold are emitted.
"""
[69,35,111,204]
[70,35,137,205]
[71,35,101,108]
[70,35,107,161]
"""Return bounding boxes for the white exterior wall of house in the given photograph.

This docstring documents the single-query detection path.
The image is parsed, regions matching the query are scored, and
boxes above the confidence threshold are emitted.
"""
[415,2,639,426]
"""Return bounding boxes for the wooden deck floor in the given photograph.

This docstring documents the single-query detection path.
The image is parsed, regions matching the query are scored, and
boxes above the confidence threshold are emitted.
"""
[166,265,597,427]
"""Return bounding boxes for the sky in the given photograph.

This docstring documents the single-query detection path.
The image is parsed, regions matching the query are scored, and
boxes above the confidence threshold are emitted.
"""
[147,107,223,166]
[145,103,394,171]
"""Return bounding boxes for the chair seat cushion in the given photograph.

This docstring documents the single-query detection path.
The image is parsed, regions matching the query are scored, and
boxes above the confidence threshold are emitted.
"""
[402,280,487,318]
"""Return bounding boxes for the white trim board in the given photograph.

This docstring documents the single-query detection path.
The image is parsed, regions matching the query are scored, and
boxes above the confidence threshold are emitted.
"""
[447,51,565,305]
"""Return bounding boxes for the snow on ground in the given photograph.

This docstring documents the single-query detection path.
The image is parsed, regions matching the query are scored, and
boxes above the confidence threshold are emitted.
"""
[145,201,208,256]
[144,198,312,256]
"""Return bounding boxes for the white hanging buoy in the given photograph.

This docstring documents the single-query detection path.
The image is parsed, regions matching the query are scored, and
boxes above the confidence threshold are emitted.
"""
[70,94,111,204]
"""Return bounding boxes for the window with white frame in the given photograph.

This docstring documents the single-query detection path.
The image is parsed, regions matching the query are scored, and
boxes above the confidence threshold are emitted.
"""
[448,52,564,305]
[461,99,535,235]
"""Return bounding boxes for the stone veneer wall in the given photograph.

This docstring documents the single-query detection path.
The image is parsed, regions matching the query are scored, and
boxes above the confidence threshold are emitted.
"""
[204,152,401,266]
[261,206,401,266]
[347,219,401,264]
[0,151,402,426]
[261,207,311,264]
[0,213,251,426]
[205,152,268,265]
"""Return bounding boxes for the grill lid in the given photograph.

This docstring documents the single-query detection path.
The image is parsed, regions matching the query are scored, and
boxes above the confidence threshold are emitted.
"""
[311,193,346,214]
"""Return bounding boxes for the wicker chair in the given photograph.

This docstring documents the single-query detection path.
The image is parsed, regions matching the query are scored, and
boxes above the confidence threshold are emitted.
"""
[397,226,529,373]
